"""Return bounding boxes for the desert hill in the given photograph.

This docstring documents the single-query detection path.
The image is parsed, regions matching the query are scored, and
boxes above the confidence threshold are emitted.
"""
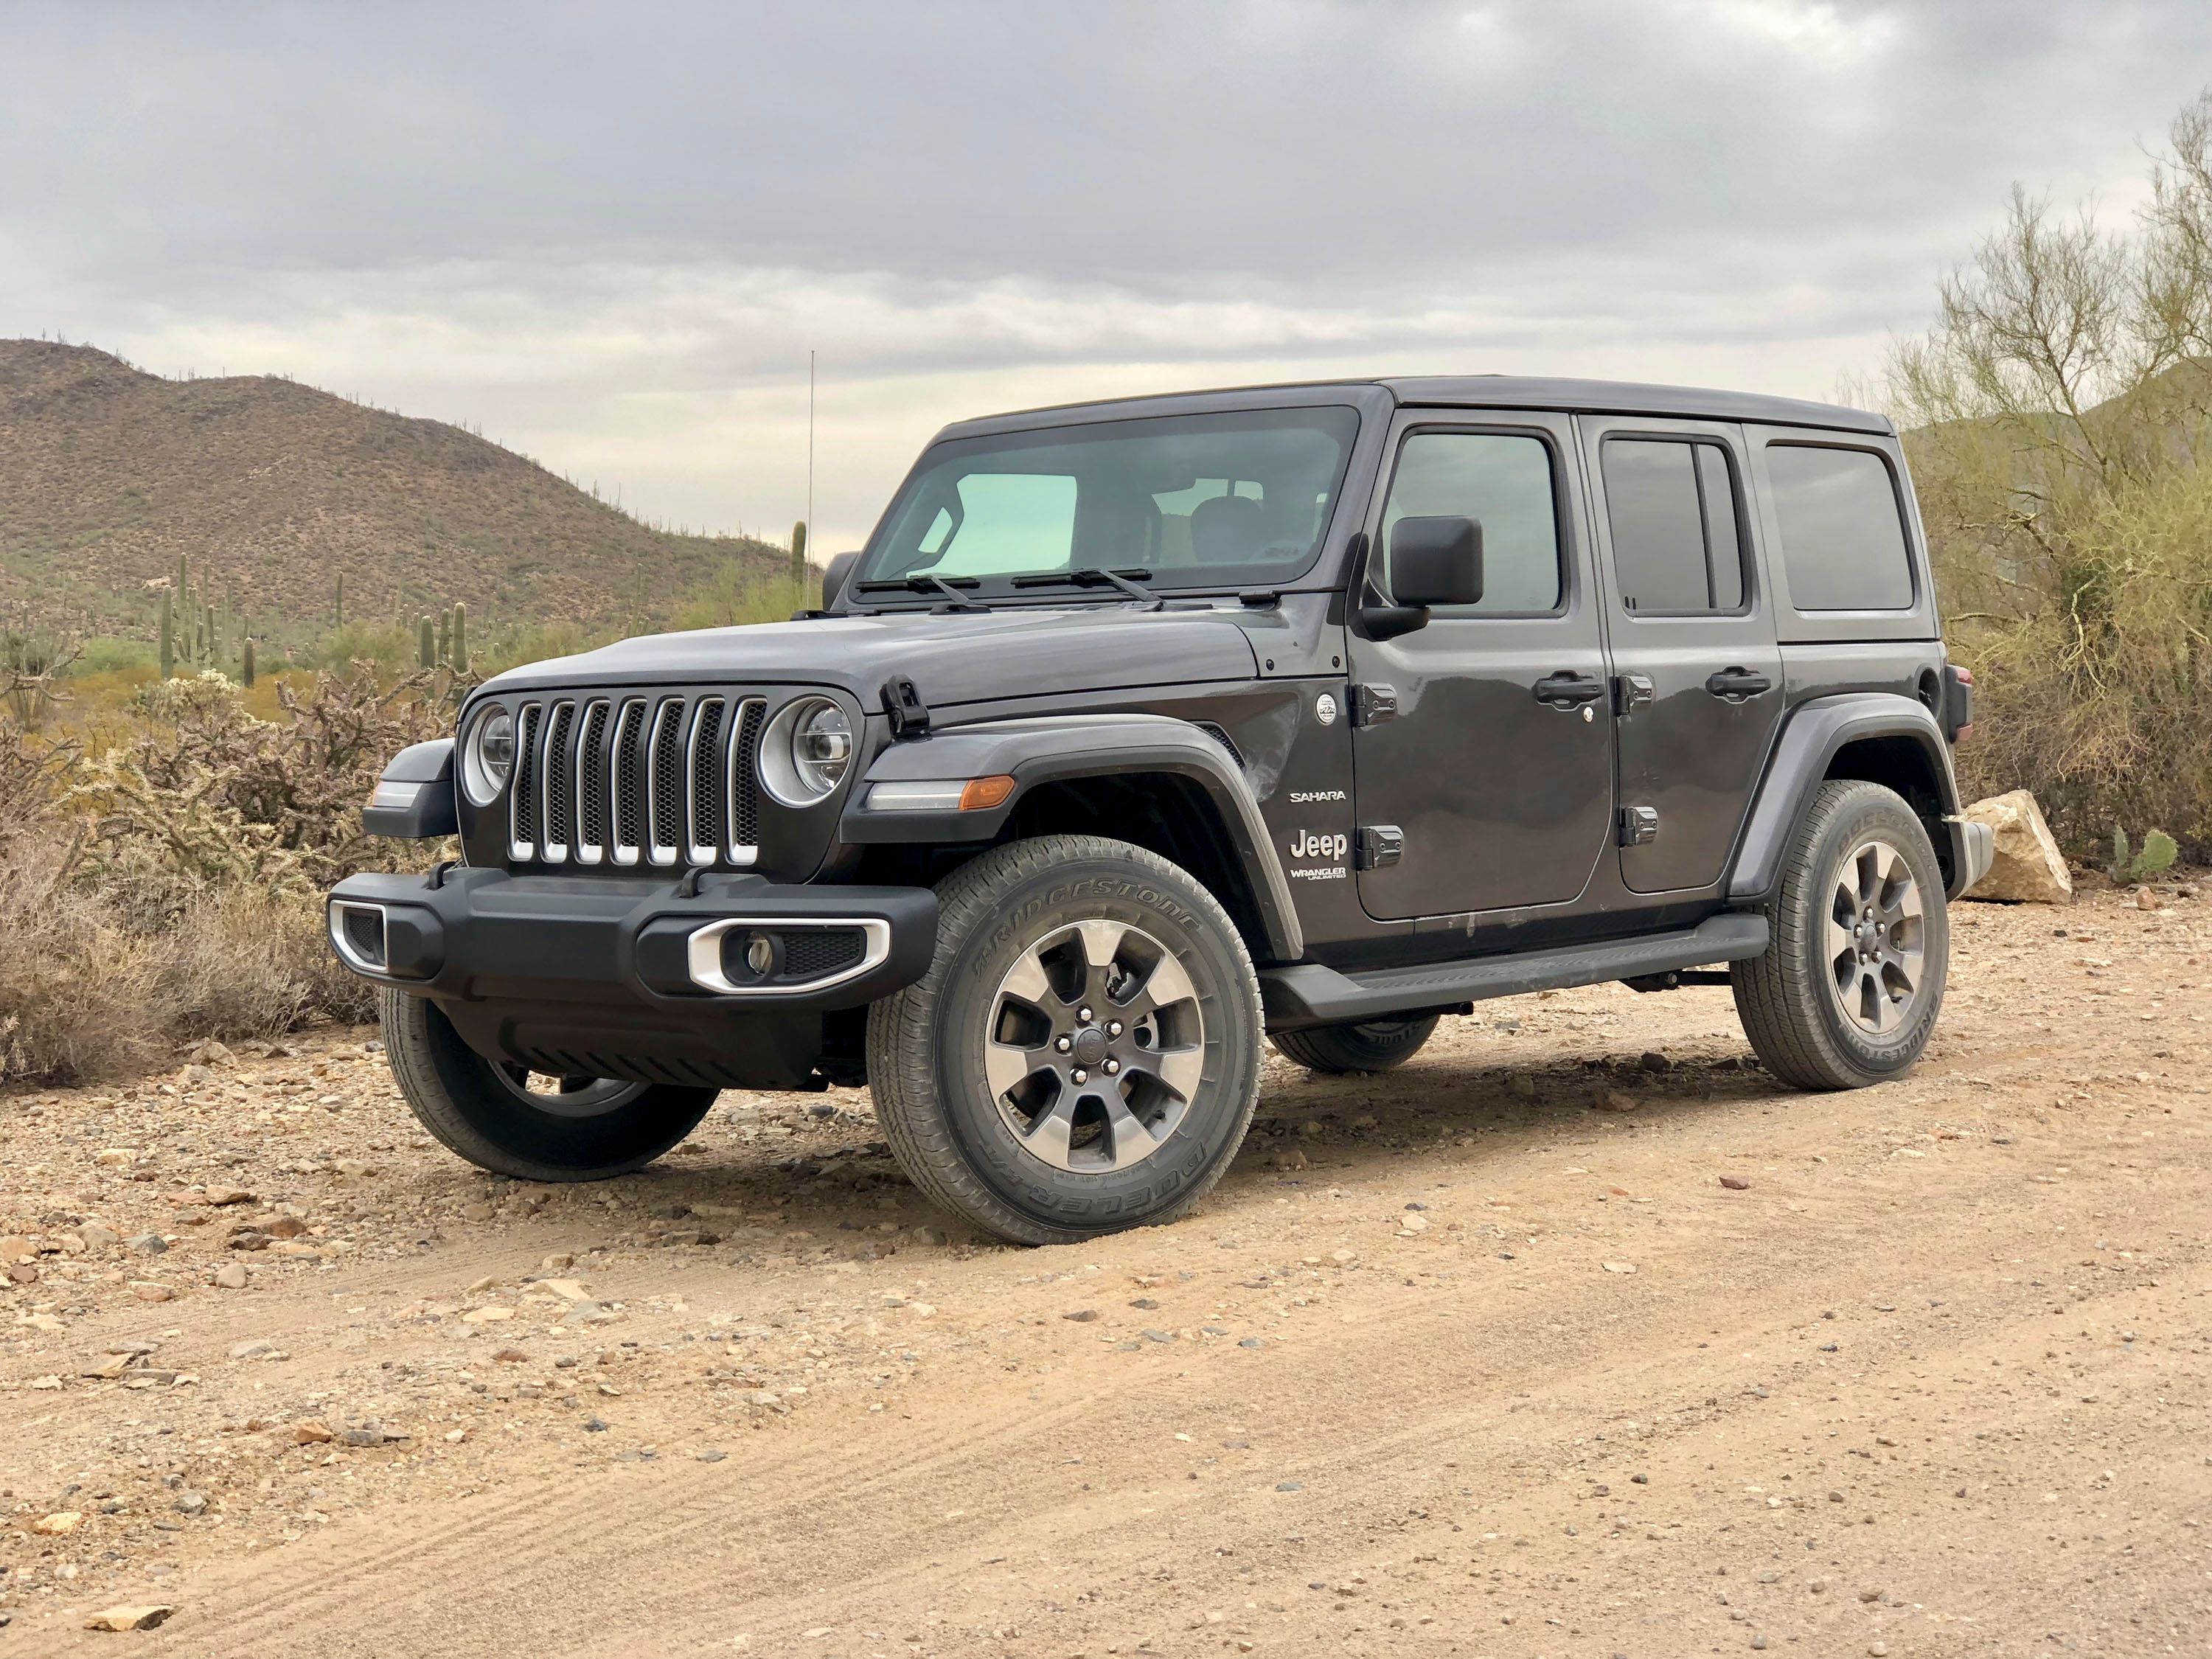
[0,339,787,639]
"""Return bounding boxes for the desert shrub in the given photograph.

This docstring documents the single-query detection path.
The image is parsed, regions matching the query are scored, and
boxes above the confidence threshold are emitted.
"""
[0,664,448,1082]
[1892,88,2212,856]
[669,563,810,632]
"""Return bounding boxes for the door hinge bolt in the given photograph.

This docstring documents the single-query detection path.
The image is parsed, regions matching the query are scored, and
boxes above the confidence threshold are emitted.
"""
[1356,825,1404,870]
[1618,806,1660,847]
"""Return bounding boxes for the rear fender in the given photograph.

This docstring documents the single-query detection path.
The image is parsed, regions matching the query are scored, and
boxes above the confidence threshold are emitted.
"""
[1729,694,1963,903]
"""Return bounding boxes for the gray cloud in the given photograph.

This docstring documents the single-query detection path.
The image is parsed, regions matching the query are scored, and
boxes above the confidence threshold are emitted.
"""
[4,1,2207,547]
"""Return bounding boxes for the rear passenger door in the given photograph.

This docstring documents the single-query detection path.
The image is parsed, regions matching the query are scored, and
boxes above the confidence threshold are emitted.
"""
[1578,417,1781,894]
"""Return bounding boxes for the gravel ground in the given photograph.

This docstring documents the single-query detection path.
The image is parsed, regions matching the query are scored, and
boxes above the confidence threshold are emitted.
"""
[4,886,2211,1657]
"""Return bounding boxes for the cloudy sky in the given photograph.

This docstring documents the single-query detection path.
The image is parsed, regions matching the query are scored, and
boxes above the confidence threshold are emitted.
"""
[6,1,2210,552]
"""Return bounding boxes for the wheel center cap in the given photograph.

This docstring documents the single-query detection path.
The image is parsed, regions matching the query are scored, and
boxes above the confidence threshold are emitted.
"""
[1071,1027,1109,1067]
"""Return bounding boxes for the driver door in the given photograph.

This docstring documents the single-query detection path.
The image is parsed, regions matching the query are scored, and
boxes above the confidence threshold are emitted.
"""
[1346,413,1615,921]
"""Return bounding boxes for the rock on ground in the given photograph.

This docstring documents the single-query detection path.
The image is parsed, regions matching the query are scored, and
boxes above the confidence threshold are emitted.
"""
[1962,788,2073,903]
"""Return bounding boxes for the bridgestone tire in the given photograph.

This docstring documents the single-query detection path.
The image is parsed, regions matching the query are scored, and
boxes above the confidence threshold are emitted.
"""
[1732,779,1950,1090]
[1272,1014,1440,1075]
[379,987,719,1181]
[866,835,1265,1245]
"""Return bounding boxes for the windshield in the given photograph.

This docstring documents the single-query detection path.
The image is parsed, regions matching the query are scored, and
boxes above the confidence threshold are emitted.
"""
[854,406,1361,597]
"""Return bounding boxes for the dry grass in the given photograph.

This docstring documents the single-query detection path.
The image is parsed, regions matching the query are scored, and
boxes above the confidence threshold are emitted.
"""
[0,666,440,1084]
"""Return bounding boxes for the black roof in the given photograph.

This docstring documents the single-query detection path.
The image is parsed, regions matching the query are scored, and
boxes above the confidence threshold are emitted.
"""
[938,375,1891,439]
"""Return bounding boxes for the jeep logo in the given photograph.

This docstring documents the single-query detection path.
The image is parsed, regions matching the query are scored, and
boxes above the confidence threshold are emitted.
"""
[1289,830,1348,862]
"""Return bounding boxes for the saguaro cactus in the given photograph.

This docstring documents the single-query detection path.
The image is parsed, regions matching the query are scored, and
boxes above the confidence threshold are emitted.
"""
[159,591,175,679]
[241,638,257,688]
[790,521,808,598]
[418,615,437,669]
[451,602,468,672]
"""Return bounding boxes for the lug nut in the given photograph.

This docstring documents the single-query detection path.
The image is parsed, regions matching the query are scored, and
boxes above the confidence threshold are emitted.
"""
[1078,1006,1093,1023]
[1055,1035,1072,1053]
[1104,1058,1120,1076]
[1070,1068,1088,1085]
[1107,1020,1123,1037]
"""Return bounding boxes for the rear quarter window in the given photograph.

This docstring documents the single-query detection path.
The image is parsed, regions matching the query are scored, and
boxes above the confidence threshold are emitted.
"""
[1765,443,1915,611]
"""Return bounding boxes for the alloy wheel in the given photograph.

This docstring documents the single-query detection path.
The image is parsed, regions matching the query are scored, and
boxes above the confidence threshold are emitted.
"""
[984,919,1206,1172]
[1824,838,1926,1036]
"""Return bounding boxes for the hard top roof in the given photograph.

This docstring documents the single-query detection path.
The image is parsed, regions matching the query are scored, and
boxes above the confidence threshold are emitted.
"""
[936,375,1892,439]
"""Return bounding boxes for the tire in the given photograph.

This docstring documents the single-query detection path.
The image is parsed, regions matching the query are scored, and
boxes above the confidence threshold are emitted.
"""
[866,834,1264,1245]
[1272,1014,1440,1075]
[1732,779,1950,1090]
[379,987,719,1181]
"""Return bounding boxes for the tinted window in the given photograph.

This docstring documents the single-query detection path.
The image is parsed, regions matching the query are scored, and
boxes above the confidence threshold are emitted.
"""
[1765,445,1915,611]
[1378,431,1561,613]
[1601,438,1747,615]
[860,407,1359,593]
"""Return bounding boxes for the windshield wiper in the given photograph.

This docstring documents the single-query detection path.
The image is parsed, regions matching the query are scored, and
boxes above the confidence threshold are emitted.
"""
[1009,567,1163,611]
[853,573,992,613]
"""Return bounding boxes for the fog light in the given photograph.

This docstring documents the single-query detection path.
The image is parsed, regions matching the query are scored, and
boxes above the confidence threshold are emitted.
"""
[745,933,776,977]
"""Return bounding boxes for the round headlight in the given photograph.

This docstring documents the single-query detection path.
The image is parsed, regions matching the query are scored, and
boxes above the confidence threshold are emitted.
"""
[462,706,515,807]
[762,696,854,806]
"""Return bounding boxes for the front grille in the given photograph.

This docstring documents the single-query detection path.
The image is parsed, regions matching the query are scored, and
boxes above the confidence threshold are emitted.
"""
[507,692,767,869]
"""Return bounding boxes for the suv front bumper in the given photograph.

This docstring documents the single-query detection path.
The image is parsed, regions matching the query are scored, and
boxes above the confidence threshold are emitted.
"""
[325,868,936,1089]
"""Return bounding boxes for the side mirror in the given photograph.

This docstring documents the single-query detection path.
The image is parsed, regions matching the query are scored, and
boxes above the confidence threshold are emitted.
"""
[821,551,861,611]
[1389,516,1484,607]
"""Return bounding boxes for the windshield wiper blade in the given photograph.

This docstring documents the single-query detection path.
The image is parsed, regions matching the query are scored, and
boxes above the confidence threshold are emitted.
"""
[853,573,992,613]
[1009,567,1163,610]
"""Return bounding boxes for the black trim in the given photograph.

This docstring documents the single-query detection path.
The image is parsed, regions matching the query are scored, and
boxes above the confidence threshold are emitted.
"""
[1726,694,1958,904]
[840,712,1303,963]
[362,739,459,839]
[1260,914,1768,1030]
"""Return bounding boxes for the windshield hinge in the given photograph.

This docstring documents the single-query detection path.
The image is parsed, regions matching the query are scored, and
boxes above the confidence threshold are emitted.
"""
[883,675,931,740]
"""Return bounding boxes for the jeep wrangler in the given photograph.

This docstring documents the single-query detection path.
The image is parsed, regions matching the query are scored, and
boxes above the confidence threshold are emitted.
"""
[329,377,1995,1245]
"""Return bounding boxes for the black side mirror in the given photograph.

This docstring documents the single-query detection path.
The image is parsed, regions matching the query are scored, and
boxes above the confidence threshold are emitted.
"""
[1390,516,1484,606]
[821,551,861,610]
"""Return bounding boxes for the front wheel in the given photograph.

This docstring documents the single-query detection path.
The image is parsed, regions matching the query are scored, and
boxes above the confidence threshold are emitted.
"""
[867,835,1264,1245]
[1732,779,1950,1089]
[1272,1014,1440,1075]
[380,987,719,1180]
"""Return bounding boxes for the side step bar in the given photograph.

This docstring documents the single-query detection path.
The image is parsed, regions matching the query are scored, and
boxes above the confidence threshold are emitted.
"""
[1259,914,1769,1032]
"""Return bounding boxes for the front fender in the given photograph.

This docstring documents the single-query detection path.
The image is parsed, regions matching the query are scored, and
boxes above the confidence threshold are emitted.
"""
[1728,694,1960,904]
[838,713,1304,963]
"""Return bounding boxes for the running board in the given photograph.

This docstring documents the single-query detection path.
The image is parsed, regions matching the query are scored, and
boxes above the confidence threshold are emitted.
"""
[1259,914,1769,1032]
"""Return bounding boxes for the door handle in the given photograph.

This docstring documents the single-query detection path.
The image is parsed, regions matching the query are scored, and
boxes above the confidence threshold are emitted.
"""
[1533,671,1607,708]
[1704,668,1772,699]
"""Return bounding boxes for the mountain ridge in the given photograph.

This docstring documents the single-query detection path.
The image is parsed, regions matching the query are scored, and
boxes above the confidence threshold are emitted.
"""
[0,339,787,639]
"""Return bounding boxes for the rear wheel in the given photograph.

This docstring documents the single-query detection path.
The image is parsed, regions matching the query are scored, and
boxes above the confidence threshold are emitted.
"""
[1273,1014,1440,1075]
[379,987,719,1180]
[1732,779,1949,1089]
[867,834,1263,1245]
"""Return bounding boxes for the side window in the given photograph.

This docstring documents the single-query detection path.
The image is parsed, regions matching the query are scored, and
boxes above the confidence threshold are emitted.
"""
[1378,431,1562,613]
[1601,438,1747,615]
[1764,444,1915,611]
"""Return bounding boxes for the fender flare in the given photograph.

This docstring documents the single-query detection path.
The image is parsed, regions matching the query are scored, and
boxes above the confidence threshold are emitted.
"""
[1728,694,1961,904]
[838,712,1304,963]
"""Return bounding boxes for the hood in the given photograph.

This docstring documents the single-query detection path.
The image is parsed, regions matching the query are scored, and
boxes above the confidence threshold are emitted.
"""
[479,603,1262,709]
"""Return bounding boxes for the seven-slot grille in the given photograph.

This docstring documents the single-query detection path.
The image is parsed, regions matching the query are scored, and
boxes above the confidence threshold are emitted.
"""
[507,694,768,868]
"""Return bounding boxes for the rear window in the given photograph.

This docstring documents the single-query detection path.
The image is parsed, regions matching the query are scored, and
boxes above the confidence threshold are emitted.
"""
[1766,444,1915,611]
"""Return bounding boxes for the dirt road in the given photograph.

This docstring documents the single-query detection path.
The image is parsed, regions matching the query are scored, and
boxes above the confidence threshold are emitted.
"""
[6,888,2212,1657]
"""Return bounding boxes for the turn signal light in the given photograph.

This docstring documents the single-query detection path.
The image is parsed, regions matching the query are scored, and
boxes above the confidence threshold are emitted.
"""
[959,774,1016,811]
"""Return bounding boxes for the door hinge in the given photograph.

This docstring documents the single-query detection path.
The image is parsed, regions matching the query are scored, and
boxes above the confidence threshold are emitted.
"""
[1355,825,1404,870]
[1614,672,1655,716]
[1618,805,1660,846]
[1351,683,1399,726]
[882,675,930,740]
